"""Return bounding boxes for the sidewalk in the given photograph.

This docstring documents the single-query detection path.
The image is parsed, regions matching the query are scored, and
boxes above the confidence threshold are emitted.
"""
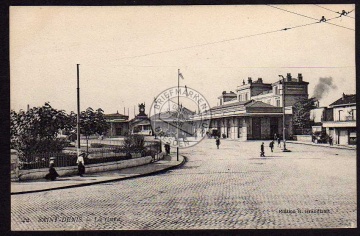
[11,154,185,195]
[286,140,356,150]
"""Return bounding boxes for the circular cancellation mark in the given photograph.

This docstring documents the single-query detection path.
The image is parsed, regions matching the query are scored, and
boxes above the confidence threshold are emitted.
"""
[149,86,212,149]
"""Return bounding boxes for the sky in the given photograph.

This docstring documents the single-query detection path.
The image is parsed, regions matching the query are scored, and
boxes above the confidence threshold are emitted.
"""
[10,5,355,119]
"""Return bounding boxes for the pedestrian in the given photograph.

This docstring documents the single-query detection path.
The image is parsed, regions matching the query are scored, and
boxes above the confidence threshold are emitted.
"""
[260,142,265,157]
[165,142,171,155]
[216,137,220,149]
[277,137,281,148]
[269,140,274,152]
[329,136,333,146]
[274,133,277,141]
[77,152,86,177]
[45,157,59,181]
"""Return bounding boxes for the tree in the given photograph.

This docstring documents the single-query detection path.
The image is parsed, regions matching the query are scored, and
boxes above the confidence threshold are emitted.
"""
[78,107,110,153]
[292,97,318,135]
[10,102,72,160]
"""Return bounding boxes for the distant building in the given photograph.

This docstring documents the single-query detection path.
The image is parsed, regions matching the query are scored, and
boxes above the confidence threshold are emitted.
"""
[149,106,196,138]
[104,111,129,136]
[192,73,309,140]
[322,93,356,145]
[129,103,153,135]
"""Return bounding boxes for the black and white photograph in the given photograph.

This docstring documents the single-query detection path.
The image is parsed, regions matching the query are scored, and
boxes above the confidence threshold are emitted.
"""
[10,4,356,230]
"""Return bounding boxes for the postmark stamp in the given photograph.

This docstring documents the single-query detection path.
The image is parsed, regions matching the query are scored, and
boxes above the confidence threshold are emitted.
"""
[149,86,212,148]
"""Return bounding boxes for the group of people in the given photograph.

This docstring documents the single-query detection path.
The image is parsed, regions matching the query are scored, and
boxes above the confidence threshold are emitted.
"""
[260,133,283,157]
[44,152,86,181]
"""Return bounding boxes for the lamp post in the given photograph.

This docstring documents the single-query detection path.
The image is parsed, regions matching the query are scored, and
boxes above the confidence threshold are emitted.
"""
[278,75,290,152]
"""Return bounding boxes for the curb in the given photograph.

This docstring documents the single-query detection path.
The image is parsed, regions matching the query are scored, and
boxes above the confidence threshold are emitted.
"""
[11,155,186,195]
[286,141,356,150]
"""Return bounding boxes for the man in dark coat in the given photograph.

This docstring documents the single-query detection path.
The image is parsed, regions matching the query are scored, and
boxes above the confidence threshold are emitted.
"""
[216,137,220,149]
[269,140,274,152]
[164,142,171,155]
[260,142,265,157]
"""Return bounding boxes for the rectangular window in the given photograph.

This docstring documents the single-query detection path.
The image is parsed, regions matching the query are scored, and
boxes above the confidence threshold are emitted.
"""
[352,109,356,120]
[276,100,280,107]
[245,93,248,101]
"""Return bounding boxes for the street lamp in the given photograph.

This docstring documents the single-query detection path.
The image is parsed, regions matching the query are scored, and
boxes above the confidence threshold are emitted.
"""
[278,75,290,152]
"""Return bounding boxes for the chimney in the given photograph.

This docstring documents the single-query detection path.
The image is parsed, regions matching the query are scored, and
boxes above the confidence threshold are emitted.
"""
[286,73,292,82]
[257,78,263,83]
[222,91,226,95]
[248,77,252,84]
[298,73,303,82]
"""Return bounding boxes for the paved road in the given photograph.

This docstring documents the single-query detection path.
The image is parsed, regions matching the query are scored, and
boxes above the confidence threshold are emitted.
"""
[11,139,356,230]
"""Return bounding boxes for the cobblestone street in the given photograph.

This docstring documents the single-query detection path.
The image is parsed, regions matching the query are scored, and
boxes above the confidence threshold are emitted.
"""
[11,139,356,230]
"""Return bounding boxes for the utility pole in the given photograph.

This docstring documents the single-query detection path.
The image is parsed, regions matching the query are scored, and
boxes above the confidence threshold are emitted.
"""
[77,64,81,157]
[279,75,289,152]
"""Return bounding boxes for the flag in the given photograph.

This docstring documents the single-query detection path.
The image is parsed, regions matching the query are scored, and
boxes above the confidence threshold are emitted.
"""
[179,72,184,80]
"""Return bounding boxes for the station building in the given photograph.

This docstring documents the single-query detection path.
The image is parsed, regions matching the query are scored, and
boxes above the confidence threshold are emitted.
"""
[192,73,309,140]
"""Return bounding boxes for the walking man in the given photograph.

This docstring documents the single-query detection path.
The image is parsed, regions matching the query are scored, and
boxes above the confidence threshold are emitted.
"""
[277,137,281,148]
[260,142,265,157]
[269,140,274,152]
[216,137,221,149]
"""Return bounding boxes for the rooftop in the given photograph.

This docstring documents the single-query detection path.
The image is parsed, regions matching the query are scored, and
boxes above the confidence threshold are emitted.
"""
[329,94,356,107]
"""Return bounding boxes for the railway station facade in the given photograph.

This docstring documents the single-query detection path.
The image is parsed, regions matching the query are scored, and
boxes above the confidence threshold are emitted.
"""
[192,73,309,140]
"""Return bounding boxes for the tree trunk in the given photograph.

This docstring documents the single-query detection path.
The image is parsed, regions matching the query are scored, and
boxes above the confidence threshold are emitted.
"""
[86,136,89,154]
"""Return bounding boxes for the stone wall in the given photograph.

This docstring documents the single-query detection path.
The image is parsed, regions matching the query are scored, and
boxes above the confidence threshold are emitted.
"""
[14,155,157,181]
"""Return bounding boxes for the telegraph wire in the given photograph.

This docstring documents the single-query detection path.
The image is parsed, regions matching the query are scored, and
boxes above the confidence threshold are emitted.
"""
[80,6,354,65]
[267,5,355,31]
[314,4,355,19]
[108,17,331,62]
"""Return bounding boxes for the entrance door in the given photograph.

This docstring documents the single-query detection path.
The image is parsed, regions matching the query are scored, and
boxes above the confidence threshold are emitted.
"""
[270,117,278,139]
[339,130,348,145]
[227,127,231,138]
[252,117,262,140]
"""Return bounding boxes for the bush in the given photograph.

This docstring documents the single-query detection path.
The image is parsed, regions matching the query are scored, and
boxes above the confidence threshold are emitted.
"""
[123,134,145,153]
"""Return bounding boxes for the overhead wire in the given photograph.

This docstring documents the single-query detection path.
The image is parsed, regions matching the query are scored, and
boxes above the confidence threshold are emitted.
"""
[107,13,335,63]
[314,4,355,19]
[267,5,355,31]
[81,6,354,65]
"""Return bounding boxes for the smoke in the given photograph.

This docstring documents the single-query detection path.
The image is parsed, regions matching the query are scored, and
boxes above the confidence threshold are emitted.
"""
[312,77,337,100]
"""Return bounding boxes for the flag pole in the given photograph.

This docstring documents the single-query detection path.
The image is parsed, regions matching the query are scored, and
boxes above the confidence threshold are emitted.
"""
[177,69,180,161]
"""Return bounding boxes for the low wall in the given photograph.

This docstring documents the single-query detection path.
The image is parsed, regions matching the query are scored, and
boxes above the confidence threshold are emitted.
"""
[293,135,312,142]
[15,156,153,181]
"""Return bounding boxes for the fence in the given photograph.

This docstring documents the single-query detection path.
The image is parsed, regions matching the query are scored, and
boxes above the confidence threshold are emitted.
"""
[17,140,162,170]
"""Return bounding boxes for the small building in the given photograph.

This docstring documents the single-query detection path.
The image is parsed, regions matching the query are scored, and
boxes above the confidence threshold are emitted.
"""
[104,111,129,136]
[322,93,356,145]
[149,106,196,138]
[130,103,152,135]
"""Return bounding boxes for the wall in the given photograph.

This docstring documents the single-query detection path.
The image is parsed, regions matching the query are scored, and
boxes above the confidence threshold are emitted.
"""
[293,135,312,142]
[14,156,156,181]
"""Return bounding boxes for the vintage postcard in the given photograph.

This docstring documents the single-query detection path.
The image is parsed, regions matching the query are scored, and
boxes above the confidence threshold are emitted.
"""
[10,4,356,230]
